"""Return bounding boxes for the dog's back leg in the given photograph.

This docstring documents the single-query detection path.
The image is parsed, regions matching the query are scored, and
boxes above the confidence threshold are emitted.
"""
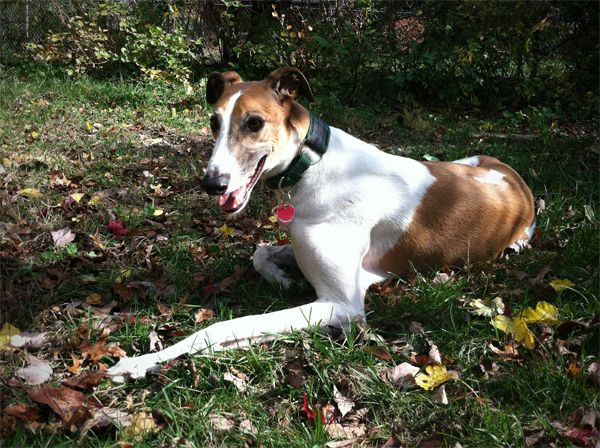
[253,244,298,288]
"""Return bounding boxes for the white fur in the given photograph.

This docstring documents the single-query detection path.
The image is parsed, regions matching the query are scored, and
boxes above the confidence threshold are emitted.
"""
[453,155,480,167]
[108,110,530,382]
[206,91,244,192]
[475,169,506,186]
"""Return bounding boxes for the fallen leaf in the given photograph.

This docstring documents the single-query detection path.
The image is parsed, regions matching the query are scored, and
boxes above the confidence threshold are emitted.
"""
[408,321,424,333]
[194,308,215,324]
[83,408,132,434]
[217,224,234,236]
[525,429,545,446]
[51,227,76,248]
[488,343,520,359]
[10,331,49,351]
[239,418,257,435]
[0,323,21,350]
[362,345,392,360]
[209,413,235,431]
[549,278,575,292]
[223,369,248,393]
[153,209,164,216]
[568,359,581,377]
[69,192,84,203]
[18,188,43,198]
[15,355,53,385]
[107,219,128,237]
[149,331,163,352]
[431,384,448,405]
[85,293,103,305]
[62,371,107,391]
[520,301,560,325]
[125,412,158,441]
[333,385,354,418]
[381,435,403,448]
[88,193,104,206]
[386,362,420,388]
[587,362,600,387]
[324,422,366,439]
[468,297,505,317]
[492,315,536,349]
[66,353,83,374]
[27,385,89,424]
[3,403,40,424]
[431,271,453,286]
[414,365,458,391]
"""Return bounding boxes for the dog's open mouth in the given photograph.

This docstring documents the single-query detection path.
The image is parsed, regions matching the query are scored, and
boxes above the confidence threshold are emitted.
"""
[218,155,267,213]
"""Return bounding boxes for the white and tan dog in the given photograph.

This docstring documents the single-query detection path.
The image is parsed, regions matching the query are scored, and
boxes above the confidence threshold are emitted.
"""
[109,67,535,381]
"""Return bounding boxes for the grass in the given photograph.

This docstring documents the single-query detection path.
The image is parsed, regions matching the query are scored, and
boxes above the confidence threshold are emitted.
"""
[0,64,598,447]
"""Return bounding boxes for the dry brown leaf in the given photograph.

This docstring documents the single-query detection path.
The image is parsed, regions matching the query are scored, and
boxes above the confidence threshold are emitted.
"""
[85,293,103,305]
[408,321,424,333]
[362,345,392,361]
[223,368,248,393]
[62,371,107,391]
[239,418,257,435]
[284,358,306,388]
[194,308,215,324]
[333,385,354,418]
[209,413,235,431]
[0,415,16,438]
[431,384,449,405]
[66,353,83,374]
[124,412,158,442]
[3,403,39,424]
[587,362,600,387]
[324,422,366,439]
[325,439,361,448]
[27,385,89,424]
[83,408,133,434]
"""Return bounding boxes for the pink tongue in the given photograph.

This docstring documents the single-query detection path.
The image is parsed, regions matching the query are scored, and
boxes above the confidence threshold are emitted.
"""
[218,186,245,211]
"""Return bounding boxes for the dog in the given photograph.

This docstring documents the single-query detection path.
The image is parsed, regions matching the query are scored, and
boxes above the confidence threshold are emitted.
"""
[108,67,535,382]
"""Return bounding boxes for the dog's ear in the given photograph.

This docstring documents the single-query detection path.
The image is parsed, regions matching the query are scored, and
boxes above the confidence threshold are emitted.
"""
[206,71,243,105]
[268,67,314,103]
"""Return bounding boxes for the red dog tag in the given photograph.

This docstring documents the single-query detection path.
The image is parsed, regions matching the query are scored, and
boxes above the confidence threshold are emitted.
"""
[276,204,295,224]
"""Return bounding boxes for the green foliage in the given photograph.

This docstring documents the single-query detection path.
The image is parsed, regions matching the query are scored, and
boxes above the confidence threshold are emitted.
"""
[27,1,200,84]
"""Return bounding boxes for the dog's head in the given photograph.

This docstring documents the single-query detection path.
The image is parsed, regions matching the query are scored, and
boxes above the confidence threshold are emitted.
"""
[201,67,314,214]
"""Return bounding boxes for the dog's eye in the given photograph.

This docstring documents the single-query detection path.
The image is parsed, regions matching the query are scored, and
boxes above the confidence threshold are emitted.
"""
[210,115,220,134]
[247,117,264,133]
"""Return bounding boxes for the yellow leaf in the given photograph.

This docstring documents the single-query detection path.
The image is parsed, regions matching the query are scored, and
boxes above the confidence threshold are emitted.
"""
[513,317,536,349]
[218,224,234,236]
[0,323,21,350]
[549,279,574,292]
[520,301,560,325]
[153,209,164,216]
[414,365,458,391]
[267,215,278,223]
[86,121,93,131]
[18,188,43,198]
[115,269,132,284]
[69,192,84,203]
[125,412,158,442]
[88,193,104,206]
[2,158,11,167]
[30,131,40,139]
[492,315,536,349]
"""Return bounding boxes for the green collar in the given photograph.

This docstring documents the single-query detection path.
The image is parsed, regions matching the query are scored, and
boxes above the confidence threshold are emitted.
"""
[265,113,330,189]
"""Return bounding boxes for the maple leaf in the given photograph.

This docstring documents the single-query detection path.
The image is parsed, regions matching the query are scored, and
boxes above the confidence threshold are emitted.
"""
[520,301,560,325]
[107,219,128,237]
[194,308,215,324]
[3,403,40,424]
[51,227,76,248]
[27,385,90,425]
[414,365,459,391]
[492,315,536,349]
[67,353,83,374]
[62,371,107,391]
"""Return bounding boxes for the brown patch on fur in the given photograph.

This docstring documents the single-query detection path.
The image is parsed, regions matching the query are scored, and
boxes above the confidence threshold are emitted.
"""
[379,156,535,273]
[214,79,310,175]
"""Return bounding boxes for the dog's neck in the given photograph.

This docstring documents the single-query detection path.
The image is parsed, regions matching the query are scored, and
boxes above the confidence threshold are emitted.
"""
[265,107,331,190]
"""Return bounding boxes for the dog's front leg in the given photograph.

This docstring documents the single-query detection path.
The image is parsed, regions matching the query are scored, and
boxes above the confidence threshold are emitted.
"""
[253,244,297,288]
[108,300,349,382]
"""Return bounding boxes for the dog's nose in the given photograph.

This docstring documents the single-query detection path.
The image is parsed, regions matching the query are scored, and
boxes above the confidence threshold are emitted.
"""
[201,173,230,195]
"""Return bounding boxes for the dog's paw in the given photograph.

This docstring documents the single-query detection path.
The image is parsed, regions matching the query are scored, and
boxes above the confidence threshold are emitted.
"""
[107,356,160,383]
[253,246,293,289]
